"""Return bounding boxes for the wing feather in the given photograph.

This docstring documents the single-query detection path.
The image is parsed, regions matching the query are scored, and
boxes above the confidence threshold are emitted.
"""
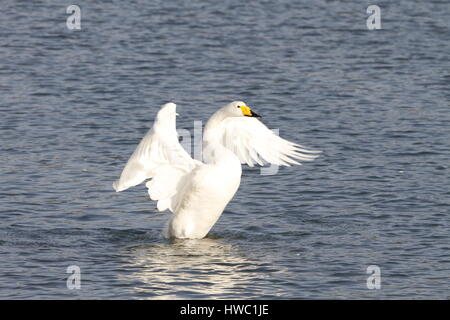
[219,117,320,167]
[113,103,200,213]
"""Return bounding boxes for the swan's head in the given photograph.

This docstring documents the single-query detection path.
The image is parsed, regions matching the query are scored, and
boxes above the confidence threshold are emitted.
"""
[222,101,261,118]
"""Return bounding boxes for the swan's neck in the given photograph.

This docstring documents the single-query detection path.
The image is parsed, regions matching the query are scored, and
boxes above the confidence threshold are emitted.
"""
[203,109,227,144]
[202,110,239,166]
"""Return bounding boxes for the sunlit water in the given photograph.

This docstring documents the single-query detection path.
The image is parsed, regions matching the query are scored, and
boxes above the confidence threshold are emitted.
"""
[1,0,449,299]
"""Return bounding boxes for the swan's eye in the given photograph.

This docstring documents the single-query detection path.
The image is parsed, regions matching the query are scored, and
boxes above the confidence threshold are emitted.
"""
[237,105,241,108]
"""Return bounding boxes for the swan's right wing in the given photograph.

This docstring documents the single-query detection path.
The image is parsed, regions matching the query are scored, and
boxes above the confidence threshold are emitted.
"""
[218,117,320,167]
[113,103,200,212]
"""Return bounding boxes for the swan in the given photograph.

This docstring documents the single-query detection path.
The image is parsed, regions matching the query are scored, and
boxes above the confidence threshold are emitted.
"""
[113,101,320,239]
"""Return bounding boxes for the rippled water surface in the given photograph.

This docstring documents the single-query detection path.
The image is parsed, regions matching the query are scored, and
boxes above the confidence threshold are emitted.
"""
[1,0,449,299]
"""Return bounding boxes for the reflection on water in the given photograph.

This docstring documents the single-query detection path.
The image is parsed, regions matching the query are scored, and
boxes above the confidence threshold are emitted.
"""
[121,237,273,299]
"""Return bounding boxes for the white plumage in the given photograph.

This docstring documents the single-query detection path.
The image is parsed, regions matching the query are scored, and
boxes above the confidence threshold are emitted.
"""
[113,101,320,239]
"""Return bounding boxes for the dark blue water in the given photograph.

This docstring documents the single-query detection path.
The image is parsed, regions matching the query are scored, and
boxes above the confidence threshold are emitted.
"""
[1,0,449,299]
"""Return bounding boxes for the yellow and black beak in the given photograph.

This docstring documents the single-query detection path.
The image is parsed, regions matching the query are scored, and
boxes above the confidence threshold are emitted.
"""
[240,105,261,118]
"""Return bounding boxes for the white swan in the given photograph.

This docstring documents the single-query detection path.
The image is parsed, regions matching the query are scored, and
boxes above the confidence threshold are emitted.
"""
[113,101,320,239]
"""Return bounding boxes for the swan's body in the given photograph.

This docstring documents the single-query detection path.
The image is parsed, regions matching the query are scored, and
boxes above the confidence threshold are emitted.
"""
[113,101,320,239]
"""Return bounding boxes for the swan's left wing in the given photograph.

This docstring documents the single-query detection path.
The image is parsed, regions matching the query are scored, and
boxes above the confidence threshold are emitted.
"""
[218,117,320,167]
[113,103,201,212]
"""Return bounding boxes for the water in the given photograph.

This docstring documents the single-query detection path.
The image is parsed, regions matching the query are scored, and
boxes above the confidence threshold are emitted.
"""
[1,0,449,299]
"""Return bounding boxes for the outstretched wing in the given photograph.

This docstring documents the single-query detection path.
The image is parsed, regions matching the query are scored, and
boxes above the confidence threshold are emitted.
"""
[113,103,200,212]
[218,117,320,167]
